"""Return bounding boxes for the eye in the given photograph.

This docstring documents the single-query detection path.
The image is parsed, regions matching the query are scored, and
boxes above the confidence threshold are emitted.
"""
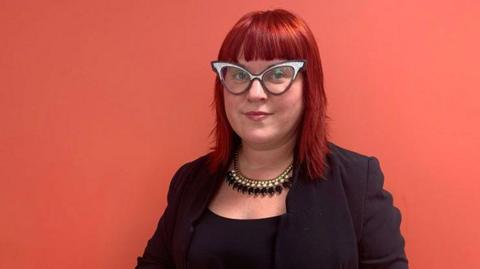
[264,66,294,83]
[233,70,249,81]
[272,68,286,79]
[224,66,249,83]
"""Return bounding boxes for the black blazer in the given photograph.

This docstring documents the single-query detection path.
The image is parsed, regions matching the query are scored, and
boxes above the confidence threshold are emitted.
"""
[136,142,408,269]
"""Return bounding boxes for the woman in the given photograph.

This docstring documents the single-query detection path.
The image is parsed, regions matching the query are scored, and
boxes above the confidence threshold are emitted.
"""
[136,9,408,269]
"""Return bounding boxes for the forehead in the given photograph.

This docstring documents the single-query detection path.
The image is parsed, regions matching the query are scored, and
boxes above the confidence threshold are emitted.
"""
[237,57,287,73]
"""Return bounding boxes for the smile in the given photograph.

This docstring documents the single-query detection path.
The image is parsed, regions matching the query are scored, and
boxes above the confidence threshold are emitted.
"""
[244,111,272,121]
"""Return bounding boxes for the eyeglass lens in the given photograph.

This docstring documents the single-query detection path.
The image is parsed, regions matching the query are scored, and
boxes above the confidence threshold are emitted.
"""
[221,65,295,94]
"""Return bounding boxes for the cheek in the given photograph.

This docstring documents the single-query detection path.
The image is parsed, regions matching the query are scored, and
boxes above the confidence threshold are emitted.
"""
[278,90,304,122]
[279,100,303,124]
[223,95,240,126]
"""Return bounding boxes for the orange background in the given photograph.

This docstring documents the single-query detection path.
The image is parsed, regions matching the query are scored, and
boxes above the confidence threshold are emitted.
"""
[1,1,479,268]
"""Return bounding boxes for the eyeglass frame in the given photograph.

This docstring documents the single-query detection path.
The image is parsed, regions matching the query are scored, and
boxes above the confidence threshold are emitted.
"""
[211,59,307,96]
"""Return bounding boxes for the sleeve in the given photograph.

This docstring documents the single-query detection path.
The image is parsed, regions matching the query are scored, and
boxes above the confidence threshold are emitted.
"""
[358,156,409,269]
[135,163,190,269]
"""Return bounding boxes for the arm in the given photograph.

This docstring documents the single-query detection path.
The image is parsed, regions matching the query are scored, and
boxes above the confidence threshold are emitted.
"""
[359,157,409,269]
[135,163,190,269]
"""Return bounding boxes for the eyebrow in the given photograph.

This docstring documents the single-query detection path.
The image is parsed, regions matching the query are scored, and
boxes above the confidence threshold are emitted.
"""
[235,61,288,74]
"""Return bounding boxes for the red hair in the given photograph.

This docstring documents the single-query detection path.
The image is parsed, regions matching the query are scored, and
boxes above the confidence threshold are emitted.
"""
[208,9,331,180]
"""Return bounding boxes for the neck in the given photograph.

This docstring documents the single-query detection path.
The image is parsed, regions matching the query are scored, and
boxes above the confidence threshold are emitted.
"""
[236,134,296,179]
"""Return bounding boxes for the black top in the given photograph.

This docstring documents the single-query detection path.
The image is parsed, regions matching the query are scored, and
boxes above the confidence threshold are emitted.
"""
[187,208,283,269]
[136,142,408,269]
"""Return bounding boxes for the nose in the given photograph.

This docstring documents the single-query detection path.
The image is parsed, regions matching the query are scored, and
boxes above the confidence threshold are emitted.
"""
[246,79,268,101]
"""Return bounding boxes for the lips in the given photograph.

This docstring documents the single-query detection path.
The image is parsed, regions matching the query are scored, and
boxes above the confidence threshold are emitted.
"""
[244,111,272,121]
[245,111,272,116]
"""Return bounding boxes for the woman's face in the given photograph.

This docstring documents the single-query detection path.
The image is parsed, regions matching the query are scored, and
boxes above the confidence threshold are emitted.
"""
[224,57,304,149]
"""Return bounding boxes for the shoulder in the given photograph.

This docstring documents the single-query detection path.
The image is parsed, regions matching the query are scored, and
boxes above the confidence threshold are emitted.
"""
[326,140,384,185]
[325,142,395,241]
[166,153,211,198]
[175,154,211,174]
[325,142,375,219]
[327,141,372,169]
[326,141,377,185]
[326,140,384,189]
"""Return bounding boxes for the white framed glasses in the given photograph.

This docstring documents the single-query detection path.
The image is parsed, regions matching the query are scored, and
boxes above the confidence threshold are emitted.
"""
[211,60,306,95]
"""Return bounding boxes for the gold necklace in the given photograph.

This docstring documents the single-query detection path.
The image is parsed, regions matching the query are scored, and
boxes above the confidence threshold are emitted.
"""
[225,151,294,197]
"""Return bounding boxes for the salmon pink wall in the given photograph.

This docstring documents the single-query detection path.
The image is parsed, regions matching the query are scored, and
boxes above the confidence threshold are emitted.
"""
[1,1,479,268]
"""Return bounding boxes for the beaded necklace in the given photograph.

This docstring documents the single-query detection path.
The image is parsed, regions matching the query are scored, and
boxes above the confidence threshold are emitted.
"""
[225,151,294,197]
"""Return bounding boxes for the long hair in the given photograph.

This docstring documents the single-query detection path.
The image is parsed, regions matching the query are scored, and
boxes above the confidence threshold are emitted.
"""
[208,9,330,180]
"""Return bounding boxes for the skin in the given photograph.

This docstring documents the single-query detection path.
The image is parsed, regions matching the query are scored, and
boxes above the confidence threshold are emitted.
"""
[208,57,304,219]
[224,57,304,181]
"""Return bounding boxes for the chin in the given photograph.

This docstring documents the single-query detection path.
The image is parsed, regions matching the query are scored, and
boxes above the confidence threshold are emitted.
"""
[240,132,276,145]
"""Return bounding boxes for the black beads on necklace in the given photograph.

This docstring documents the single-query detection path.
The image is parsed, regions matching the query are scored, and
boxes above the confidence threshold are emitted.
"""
[225,170,293,197]
[228,150,294,197]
